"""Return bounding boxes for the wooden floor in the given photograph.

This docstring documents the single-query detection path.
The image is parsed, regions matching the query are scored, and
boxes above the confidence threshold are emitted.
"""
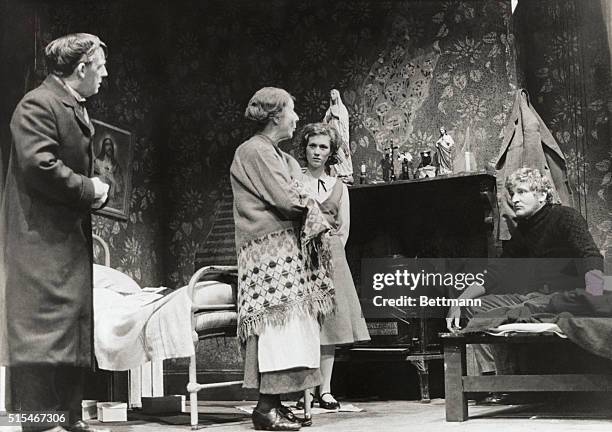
[3,397,609,432]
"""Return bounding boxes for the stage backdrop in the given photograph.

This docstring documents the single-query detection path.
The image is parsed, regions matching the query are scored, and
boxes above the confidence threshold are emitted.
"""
[2,0,608,386]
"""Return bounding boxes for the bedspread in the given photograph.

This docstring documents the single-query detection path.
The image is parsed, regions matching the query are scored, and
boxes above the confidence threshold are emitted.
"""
[461,290,612,361]
[94,287,194,371]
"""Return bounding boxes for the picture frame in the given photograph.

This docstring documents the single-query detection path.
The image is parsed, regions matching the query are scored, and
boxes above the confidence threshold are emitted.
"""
[91,119,134,221]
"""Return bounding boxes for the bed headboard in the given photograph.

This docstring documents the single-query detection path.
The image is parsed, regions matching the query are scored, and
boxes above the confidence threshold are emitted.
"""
[92,233,110,267]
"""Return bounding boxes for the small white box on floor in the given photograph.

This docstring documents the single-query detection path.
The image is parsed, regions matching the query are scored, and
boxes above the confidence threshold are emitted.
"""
[81,400,98,420]
[96,402,128,422]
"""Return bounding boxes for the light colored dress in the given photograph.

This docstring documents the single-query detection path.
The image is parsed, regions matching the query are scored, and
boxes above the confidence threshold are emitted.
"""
[304,174,371,345]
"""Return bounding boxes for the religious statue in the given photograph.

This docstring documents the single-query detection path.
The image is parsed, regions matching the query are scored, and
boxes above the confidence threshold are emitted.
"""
[323,89,353,184]
[398,151,413,180]
[381,153,392,182]
[435,126,454,175]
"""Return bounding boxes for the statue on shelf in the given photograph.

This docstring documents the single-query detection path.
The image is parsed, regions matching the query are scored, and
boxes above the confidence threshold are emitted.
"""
[323,88,353,184]
[416,150,436,179]
[398,151,413,180]
[435,126,454,175]
[381,153,392,182]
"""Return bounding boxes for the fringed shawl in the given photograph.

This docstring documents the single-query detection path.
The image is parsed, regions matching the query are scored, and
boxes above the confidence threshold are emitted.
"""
[236,193,335,343]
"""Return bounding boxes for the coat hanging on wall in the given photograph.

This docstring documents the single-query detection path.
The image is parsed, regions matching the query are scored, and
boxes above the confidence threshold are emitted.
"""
[495,89,573,241]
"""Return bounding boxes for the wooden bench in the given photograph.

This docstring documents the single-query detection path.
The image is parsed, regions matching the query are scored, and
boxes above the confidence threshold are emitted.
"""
[441,332,612,421]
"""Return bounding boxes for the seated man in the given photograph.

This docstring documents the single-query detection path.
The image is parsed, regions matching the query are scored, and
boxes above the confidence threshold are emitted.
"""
[446,167,604,389]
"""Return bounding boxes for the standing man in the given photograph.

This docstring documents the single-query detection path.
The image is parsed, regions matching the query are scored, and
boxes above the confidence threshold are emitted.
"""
[0,33,110,432]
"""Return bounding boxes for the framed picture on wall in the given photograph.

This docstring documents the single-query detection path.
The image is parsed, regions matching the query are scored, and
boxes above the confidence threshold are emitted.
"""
[91,119,134,221]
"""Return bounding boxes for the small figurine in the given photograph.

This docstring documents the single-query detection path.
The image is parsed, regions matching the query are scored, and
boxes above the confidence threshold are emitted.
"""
[398,151,413,180]
[381,153,392,182]
[359,163,367,184]
[416,150,436,179]
[435,126,454,175]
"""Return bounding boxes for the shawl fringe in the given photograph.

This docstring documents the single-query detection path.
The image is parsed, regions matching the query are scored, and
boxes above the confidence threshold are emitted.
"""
[237,290,335,343]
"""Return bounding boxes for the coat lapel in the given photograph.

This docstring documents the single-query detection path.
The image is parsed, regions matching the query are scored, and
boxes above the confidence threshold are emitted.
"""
[42,75,95,136]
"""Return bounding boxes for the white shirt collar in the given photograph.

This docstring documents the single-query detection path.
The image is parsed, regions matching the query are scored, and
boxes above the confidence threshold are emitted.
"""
[56,76,86,103]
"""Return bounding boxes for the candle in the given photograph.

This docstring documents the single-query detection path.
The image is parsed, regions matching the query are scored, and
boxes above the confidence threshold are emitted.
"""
[360,163,366,174]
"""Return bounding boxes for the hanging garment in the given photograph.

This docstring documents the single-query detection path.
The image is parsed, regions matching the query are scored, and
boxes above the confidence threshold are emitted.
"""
[495,89,573,240]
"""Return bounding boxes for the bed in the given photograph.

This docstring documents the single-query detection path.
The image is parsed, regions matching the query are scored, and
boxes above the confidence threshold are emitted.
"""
[92,234,242,428]
[442,278,612,421]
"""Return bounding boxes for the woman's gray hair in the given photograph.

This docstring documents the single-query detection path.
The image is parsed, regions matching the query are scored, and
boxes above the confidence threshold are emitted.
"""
[244,87,294,125]
[506,167,554,204]
[45,33,107,77]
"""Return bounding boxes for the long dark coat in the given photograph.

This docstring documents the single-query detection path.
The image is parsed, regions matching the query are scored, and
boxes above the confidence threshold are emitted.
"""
[0,75,98,366]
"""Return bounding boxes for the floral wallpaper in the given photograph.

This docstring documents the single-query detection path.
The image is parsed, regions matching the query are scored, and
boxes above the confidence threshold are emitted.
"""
[9,0,609,289]
[12,0,607,302]
[7,0,608,392]
[516,0,611,270]
[346,0,518,180]
[163,0,521,285]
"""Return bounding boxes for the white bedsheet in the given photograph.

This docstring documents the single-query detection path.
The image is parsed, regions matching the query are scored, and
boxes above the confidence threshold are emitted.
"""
[94,286,194,371]
[486,322,567,338]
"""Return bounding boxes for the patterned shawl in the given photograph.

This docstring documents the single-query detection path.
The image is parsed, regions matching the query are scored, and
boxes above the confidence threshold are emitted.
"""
[236,185,335,343]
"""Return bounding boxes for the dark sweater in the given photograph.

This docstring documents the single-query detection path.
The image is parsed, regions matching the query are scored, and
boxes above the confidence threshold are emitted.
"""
[486,204,603,294]
[502,204,603,270]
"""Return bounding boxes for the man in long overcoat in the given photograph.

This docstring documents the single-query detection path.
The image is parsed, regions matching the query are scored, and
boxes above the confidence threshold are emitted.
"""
[0,33,110,432]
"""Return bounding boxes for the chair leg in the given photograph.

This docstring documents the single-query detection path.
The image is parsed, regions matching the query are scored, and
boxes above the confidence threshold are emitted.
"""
[303,388,313,423]
[189,354,198,429]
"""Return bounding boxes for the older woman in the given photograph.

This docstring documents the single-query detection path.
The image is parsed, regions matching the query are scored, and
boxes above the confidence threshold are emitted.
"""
[296,123,370,410]
[230,88,334,430]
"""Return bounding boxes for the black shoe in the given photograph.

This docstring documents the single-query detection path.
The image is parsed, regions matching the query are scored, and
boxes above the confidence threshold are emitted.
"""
[65,421,111,432]
[278,405,311,427]
[318,392,340,410]
[252,407,302,431]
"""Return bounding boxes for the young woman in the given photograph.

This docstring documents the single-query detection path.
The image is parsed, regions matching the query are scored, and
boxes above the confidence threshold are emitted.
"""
[296,122,370,410]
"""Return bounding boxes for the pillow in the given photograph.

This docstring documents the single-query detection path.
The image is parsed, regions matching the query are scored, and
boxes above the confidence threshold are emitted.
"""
[190,280,236,309]
[93,264,141,294]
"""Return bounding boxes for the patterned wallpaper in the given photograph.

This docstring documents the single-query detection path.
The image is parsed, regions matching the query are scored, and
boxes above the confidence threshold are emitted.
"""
[5,0,607,390]
[163,0,520,284]
[24,0,609,285]
[516,0,611,270]
[339,0,518,180]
